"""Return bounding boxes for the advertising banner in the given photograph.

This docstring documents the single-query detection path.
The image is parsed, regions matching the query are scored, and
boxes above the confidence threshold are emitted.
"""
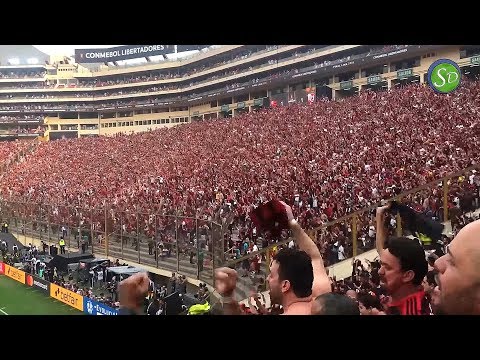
[26,274,50,294]
[4,264,25,284]
[0,262,4,275]
[50,283,84,311]
[83,297,118,315]
[75,45,174,63]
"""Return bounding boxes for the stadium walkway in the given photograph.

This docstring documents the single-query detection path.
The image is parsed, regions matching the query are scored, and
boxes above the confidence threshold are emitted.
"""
[10,231,207,288]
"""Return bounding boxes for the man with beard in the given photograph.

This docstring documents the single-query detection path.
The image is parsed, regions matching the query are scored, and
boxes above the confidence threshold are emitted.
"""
[432,219,480,315]
[214,201,331,315]
[375,203,431,315]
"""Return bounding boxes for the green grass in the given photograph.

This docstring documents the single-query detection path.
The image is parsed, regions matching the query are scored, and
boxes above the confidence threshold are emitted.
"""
[0,275,83,315]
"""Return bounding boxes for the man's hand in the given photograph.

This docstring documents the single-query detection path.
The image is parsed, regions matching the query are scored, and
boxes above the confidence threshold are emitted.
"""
[376,202,391,220]
[279,200,295,224]
[214,267,238,297]
[118,272,149,311]
[375,202,392,254]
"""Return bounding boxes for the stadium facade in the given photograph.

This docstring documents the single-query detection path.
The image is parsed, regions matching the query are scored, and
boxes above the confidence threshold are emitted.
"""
[0,44,478,141]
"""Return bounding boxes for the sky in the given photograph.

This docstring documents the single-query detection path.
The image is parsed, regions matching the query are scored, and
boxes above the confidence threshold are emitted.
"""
[33,45,121,56]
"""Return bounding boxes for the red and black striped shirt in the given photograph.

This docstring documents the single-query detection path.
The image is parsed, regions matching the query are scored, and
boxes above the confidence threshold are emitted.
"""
[387,290,433,315]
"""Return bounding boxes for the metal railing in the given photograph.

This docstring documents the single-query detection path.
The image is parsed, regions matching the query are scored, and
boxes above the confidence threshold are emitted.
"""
[0,164,477,300]
[223,164,479,274]
[0,201,226,285]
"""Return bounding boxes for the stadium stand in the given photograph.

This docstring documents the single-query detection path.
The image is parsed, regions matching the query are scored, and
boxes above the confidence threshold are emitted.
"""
[1,44,480,311]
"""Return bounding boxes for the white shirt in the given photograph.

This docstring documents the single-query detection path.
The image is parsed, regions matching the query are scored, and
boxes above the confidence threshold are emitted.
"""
[469,174,475,185]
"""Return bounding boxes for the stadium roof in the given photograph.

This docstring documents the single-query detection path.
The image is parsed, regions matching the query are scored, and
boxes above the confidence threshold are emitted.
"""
[0,45,49,66]
[34,45,121,57]
[33,45,215,69]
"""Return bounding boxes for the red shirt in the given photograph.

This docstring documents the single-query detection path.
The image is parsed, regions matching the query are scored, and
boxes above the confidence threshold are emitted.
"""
[387,290,432,315]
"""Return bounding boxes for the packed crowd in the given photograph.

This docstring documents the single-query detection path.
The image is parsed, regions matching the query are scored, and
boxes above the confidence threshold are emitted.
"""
[3,126,46,134]
[77,46,277,87]
[202,196,480,316]
[0,82,54,90]
[0,71,46,79]
[0,60,306,102]
[0,115,44,123]
[0,48,260,90]
[0,45,400,105]
[0,140,35,170]
[0,50,415,113]
[0,80,478,268]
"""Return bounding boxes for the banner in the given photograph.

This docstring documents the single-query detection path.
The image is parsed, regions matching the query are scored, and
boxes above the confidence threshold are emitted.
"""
[26,274,50,294]
[75,45,174,63]
[0,262,3,275]
[50,283,84,311]
[83,298,118,316]
[4,264,25,284]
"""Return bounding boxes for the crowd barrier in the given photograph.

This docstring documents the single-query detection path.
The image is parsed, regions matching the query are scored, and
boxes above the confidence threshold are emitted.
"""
[0,261,118,315]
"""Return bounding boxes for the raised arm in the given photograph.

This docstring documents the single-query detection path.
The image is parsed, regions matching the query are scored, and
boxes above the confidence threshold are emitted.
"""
[375,203,391,255]
[214,267,244,315]
[280,201,330,298]
[118,272,150,315]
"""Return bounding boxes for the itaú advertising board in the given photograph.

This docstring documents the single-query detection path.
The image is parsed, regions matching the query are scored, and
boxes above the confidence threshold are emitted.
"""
[74,45,174,63]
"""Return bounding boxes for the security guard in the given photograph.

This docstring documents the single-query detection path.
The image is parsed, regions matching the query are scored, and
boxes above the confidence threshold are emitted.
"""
[188,301,210,315]
[415,231,433,250]
[59,237,66,254]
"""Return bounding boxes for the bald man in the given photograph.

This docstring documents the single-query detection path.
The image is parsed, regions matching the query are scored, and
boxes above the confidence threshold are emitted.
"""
[433,219,480,315]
